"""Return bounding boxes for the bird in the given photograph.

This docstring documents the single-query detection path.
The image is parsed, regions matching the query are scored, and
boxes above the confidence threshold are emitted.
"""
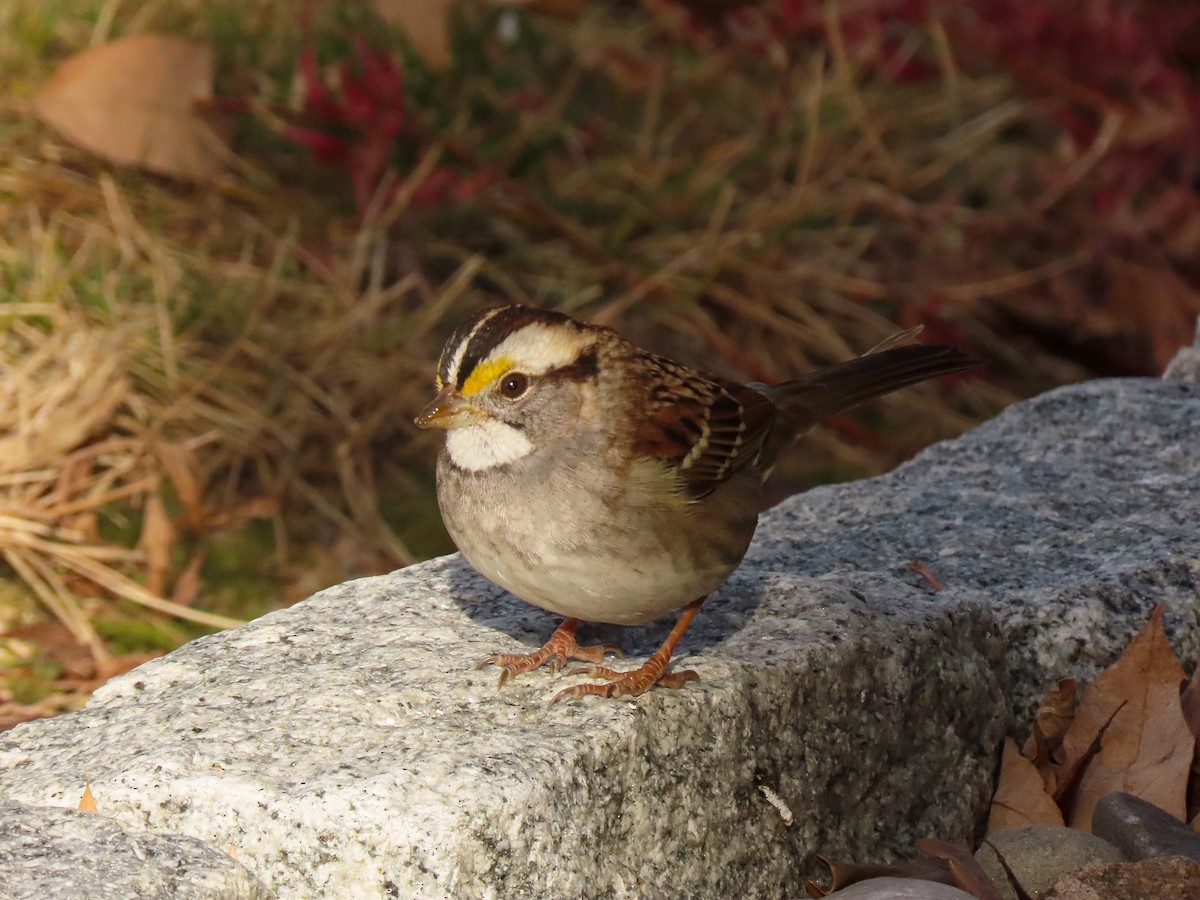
[415,304,977,702]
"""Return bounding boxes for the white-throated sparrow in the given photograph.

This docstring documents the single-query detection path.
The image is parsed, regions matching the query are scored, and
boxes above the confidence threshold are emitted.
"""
[416,305,977,701]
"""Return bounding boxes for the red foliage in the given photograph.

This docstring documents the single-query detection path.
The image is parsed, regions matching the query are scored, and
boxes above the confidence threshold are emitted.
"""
[284,38,492,215]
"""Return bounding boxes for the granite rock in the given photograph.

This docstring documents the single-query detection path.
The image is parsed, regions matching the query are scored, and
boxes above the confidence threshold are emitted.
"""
[1,374,1198,897]
[750,377,1200,722]
[0,570,1005,898]
[0,798,272,900]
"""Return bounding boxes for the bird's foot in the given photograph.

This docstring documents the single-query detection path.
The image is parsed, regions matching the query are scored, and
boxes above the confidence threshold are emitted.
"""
[551,661,699,703]
[478,617,622,688]
[549,596,707,703]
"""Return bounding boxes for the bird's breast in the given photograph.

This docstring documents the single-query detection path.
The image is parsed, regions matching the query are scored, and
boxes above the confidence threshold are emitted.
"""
[436,452,759,625]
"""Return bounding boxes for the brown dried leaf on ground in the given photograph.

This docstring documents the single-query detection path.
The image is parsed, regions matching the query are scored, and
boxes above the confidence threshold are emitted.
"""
[1061,604,1191,830]
[1022,677,1077,789]
[988,737,1066,834]
[1181,664,1200,740]
[34,34,225,181]
[1179,663,1200,822]
[804,855,954,897]
[492,0,587,19]
[373,0,454,69]
[916,837,1004,900]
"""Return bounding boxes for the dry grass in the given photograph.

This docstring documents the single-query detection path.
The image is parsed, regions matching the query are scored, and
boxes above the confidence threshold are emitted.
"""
[12,0,1187,718]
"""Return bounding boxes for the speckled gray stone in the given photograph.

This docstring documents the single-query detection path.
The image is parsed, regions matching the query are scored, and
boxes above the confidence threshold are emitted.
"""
[749,376,1200,723]
[977,825,1126,900]
[0,374,1197,898]
[0,568,1004,898]
[0,798,272,899]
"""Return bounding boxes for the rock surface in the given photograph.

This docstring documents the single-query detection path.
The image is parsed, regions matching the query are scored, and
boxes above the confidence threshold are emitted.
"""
[751,377,1200,723]
[1047,855,1200,900]
[1,372,1198,897]
[0,798,272,900]
[0,568,1005,898]
[976,824,1126,900]
[1163,316,1200,382]
[829,877,976,898]
[1092,792,1200,863]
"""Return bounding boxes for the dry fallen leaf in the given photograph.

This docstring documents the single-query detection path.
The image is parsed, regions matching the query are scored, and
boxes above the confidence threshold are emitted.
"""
[35,34,226,181]
[373,0,454,69]
[1182,664,1200,741]
[987,737,1066,834]
[906,558,943,591]
[1061,604,1192,830]
[492,0,588,18]
[1022,676,1077,788]
[1180,663,1200,821]
[915,837,1003,900]
[804,855,954,897]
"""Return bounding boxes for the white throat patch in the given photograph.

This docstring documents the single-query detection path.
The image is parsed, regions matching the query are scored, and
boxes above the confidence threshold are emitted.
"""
[446,419,534,471]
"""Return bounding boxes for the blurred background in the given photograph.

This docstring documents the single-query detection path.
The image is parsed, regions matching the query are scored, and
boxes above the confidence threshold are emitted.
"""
[2,0,1197,726]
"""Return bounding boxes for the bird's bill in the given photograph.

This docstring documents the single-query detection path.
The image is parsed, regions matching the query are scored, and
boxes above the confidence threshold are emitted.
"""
[414,387,484,430]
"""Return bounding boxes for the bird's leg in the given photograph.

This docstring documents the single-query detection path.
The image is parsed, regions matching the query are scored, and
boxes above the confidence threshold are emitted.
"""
[478,617,623,688]
[551,597,706,703]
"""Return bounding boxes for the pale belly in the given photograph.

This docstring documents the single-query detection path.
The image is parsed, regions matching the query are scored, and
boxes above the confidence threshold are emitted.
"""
[437,453,759,625]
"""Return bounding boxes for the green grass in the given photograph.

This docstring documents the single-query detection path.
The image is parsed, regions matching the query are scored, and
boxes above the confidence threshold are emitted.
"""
[13,0,1180,718]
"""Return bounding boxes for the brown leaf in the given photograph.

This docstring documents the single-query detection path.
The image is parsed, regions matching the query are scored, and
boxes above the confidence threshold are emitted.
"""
[1181,663,1200,821]
[373,0,453,69]
[1061,604,1192,830]
[35,34,225,181]
[1022,677,1077,789]
[491,0,587,18]
[79,782,97,813]
[988,737,1065,834]
[916,837,1003,900]
[906,558,943,590]
[1182,664,1200,742]
[805,855,954,897]
[1053,700,1125,813]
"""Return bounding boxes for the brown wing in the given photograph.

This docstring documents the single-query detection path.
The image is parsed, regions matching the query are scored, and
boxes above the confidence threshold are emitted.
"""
[631,353,777,500]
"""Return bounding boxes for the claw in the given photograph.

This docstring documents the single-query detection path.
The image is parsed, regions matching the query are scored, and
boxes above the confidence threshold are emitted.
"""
[476,618,626,688]
[548,597,708,704]
[551,664,700,703]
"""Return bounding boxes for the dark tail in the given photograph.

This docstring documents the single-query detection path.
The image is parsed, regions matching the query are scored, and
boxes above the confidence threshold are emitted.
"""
[770,344,979,433]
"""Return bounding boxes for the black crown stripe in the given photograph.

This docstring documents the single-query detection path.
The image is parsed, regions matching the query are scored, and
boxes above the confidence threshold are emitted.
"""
[447,305,580,391]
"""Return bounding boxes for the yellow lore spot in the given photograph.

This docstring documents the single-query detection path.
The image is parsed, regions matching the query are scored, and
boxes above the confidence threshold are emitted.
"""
[461,356,514,396]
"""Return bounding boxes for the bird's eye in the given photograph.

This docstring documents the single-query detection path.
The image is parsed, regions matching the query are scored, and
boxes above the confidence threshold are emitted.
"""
[499,372,529,399]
